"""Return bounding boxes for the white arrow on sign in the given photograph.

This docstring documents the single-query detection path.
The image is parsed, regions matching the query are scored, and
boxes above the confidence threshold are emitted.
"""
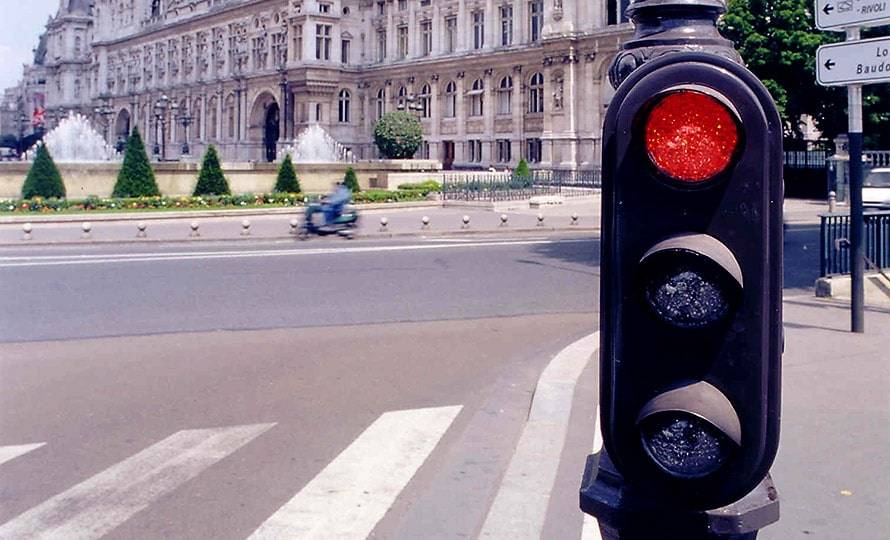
[815,0,890,31]
[816,36,890,86]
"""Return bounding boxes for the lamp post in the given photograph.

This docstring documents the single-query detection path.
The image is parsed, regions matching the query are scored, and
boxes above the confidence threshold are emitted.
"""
[93,97,115,144]
[153,94,171,160]
[177,103,193,156]
[17,112,27,157]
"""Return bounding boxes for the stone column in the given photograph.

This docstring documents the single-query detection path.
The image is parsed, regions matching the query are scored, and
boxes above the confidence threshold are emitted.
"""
[484,0,495,50]
[513,66,524,164]
[457,0,467,51]
[456,73,466,164]
[432,4,442,55]
[483,69,495,165]
[408,1,417,58]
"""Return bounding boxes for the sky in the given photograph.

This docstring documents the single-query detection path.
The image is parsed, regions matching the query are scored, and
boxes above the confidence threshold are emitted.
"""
[0,0,59,91]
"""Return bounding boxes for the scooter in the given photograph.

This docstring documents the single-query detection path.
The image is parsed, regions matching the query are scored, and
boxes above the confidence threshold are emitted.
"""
[298,202,359,239]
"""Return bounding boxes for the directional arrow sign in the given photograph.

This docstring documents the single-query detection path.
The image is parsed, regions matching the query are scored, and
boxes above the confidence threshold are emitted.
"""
[816,36,890,86]
[815,0,890,31]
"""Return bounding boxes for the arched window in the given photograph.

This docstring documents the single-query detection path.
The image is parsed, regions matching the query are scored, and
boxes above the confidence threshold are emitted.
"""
[207,97,218,140]
[376,88,385,120]
[397,85,407,110]
[225,94,236,139]
[419,83,431,119]
[192,98,202,140]
[338,89,351,123]
[498,76,512,116]
[444,81,457,118]
[469,78,484,117]
[528,72,544,114]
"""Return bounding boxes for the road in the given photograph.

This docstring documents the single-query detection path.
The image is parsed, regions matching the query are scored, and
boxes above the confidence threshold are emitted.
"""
[4,224,882,540]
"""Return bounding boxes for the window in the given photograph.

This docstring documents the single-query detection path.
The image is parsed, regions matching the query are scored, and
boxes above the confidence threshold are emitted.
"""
[294,24,303,60]
[528,72,544,113]
[468,140,483,163]
[319,2,332,13]
[607,0,631,25]
[497,76,512,115]
[472,11,485,50]
[398,0,407,10]
[469,79,484,117]
[444,81,457,118]
[529,0,543,42]
[527,138,542,163]
[378,1,385,15]
[376,29,387,62]
[397,25,408,59]
[316,103,323,122]
[341,39,350,64]
[497,139,512,163]
[418,141,430,159]
[338,89,350,123]
[420,21,432,56]
[315,24,332,60]
[376,88,385,120]
[499,6,513,46]
[419,83,431,118]
[397,86,408,110]
[445,17,457,53]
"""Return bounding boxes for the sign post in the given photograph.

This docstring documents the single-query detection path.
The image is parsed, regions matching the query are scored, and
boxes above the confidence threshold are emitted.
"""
[815,4,890,333]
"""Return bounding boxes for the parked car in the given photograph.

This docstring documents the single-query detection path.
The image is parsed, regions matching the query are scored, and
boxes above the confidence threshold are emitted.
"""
[863,168,890,210]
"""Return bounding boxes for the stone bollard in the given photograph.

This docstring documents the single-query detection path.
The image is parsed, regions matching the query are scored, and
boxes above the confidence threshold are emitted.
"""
[190,221,200,238]
[500,214,509,227]
[241,219,251,236]
[81,222,92,239]
[22,223,33,241]
[571,213,579,225]
[136,221,147,238]
[379,216,389,232]
[289,218,299,235]
[828,191,837,213]
[422,215,430,229]
[537,213,545,227]
[461,215,470,229]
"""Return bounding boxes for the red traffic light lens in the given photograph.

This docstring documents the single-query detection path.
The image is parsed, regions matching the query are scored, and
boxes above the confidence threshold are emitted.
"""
[644,90,740,183]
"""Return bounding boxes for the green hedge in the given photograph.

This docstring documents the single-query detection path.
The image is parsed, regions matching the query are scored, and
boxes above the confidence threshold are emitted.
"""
[396,180,441,193]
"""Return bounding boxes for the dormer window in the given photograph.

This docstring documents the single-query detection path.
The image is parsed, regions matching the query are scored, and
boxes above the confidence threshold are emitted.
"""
[319,2,331,13]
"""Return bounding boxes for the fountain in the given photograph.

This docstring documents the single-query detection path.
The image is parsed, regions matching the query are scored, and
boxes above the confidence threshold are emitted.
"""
[278,124,355,163]
[27,112,117,162]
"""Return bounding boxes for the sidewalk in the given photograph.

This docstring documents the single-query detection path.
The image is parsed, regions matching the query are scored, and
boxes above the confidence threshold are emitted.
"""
[0,196,826,247]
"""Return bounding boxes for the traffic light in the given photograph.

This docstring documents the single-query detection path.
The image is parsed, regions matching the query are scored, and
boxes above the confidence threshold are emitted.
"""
[597,51,784,512]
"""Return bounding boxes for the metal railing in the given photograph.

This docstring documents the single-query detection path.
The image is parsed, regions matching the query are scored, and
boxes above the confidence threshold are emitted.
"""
[784,150,829,170]
[441,169,601,202]
[819,211,890,277]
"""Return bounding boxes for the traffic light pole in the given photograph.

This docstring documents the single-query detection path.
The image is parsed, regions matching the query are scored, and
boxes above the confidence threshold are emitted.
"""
[846,27,865,333]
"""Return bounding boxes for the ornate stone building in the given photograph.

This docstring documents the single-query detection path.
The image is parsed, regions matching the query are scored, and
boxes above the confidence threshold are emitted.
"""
[26,0,632,169]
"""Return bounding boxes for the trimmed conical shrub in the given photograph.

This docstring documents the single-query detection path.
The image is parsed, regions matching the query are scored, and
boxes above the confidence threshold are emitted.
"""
[22,144,66,199]
[274,154,301,193]
[514,158,533,188]
[343,166,360,193]
[193,145,230,195]
[112,127,159,198]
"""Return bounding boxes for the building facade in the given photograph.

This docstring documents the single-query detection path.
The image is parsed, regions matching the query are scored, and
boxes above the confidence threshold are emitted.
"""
[19,0,632,169]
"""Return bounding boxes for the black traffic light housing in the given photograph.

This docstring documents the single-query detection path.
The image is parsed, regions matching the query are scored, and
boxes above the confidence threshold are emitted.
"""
[598,52,783,511]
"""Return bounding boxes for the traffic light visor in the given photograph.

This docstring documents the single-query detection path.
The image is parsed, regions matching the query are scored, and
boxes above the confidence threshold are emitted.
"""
[644,90,740,183]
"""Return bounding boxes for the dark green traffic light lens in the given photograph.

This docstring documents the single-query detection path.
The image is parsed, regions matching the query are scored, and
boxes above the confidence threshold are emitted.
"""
[645,263,732,328]
[640,412,734,478]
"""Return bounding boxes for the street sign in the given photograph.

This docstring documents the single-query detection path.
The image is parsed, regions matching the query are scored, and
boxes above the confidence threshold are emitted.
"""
[815,0,890,31]
[816,36,890,86]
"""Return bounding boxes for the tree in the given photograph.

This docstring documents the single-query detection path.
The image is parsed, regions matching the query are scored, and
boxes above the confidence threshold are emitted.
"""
[112,127,160,197]
[343,166,360,192]
[274,154,301,193]
[373,111,423,159]
[721,0,890,148]
[193,145,230,195]
[513,158,533,187]
[22,144,65,199]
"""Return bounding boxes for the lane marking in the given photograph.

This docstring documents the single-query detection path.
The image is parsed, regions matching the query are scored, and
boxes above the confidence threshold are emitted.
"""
[249,405,462,540]
[0,443,45,466]
[479,331,600,539]
[0,239,591,268]
[0,423,275,539]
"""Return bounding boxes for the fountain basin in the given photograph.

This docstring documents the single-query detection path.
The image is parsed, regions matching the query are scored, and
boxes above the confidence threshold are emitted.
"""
[0,160,442,199]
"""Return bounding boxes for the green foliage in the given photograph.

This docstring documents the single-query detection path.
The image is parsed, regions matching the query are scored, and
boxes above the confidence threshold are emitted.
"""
[513,158,533,187]
[397,180,441,193]
[721,0,890,147]
[1,193,305,214]
[352,189,429,203]
[343,166,361,192]
[112,128,159,198]
[193,145,230,195]
[373,111,423,159]
[274,154,301,193]
[22,144,65,199]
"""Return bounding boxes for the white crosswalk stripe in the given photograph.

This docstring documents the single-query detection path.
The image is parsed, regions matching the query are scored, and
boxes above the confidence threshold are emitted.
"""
[0,423,275,540]
[0,443,45,466]
[249,405,462,540]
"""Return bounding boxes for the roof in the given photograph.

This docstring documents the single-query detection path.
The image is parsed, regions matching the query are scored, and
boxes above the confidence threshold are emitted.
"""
[63,0,93,15]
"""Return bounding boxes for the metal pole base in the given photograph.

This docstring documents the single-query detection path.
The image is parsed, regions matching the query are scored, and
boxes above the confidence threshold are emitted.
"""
[580,451,779,540]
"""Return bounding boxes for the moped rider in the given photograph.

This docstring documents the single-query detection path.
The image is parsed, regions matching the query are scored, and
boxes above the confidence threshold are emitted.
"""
[322,182,352,226]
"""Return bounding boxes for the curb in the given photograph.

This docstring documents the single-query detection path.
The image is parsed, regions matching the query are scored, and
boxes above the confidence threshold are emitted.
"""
[0,226,601,248]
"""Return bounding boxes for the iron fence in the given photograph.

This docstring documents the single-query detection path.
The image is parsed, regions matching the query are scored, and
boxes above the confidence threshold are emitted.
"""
[441,169,601,202]
[819,211,890,277]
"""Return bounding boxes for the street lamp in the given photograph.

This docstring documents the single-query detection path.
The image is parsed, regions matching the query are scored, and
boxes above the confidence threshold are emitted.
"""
[153,94,171,160]
[93,98,115,143]
[177,103,193,156]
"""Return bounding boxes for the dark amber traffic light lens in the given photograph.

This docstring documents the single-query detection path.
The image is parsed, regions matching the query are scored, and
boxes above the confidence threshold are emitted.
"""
[644,90,740,182]
[640,412,734,478]
[645,262,732,328]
